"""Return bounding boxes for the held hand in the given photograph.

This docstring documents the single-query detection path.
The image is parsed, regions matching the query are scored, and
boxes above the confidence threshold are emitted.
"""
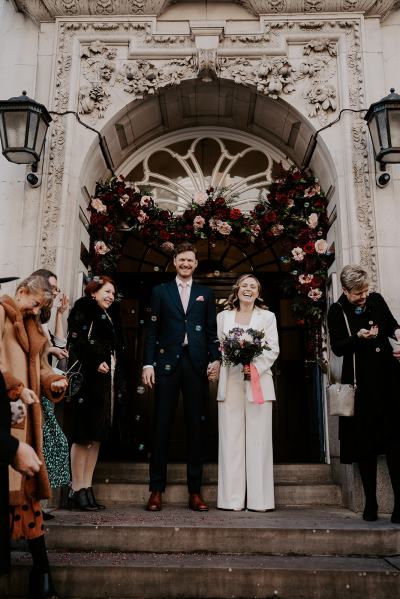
[57,294,69,315]
[142,366,155,389]
[394,328,400,343]
[243,364,251,377]
[12,441,42,476]
[207,360,220,382]
[98,362,110,374]
[20,388,39,405]
[51,378,68,392]
[49,347,69,360]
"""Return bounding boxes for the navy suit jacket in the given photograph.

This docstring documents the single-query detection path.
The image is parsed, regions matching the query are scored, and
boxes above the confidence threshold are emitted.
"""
[143,280,220,377]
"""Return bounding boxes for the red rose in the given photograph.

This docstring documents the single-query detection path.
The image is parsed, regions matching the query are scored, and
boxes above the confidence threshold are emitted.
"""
[303,241,315,254]
[159,230,170,241]
[230,208,242,220]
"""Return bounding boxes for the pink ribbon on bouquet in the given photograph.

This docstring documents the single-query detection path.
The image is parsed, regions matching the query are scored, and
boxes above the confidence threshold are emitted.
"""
[250,363,264,404]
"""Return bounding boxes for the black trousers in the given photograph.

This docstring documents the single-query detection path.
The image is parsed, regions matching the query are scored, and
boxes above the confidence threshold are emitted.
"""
[149,348,208,493]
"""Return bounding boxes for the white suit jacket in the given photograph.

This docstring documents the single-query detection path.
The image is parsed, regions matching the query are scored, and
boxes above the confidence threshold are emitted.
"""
[216,307,280,403]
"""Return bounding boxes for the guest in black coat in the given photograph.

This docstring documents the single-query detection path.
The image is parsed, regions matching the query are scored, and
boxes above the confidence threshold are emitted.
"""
[327,264,400,523]
[67,276,120,511]
[142,242,220,512]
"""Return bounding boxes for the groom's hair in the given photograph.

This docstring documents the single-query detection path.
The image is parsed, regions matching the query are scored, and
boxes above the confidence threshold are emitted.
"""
[174,242,197,257]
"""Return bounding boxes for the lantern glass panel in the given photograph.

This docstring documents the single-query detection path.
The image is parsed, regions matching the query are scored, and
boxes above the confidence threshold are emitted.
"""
[388,109,400,147]
[368,115,381,157]
[3,111,28,148]
[27,112,39,149]
[0,115,6,148]
[35,118,48,156]
[376,111,388,149]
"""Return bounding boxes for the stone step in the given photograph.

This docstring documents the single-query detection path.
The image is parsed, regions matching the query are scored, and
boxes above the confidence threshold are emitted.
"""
[92,481,342,507]
[9,551,400,599]
[44,506,400,557]
[94,462,334,485]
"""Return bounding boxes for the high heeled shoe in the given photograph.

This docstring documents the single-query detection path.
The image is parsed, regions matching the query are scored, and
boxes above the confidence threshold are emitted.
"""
[86,486,106,510]
[68,488,98,511]
[28,569,58,599]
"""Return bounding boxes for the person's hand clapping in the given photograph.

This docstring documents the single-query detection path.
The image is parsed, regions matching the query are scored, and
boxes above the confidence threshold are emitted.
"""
[56,294,69,315]
[20,388,39,405]
[50,378,68,392]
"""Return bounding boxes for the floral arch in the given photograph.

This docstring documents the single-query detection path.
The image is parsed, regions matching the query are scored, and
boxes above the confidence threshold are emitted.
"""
[88,166,333,358]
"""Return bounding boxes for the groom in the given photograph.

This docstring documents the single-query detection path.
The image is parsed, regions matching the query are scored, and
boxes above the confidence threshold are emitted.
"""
[142,242,220,512]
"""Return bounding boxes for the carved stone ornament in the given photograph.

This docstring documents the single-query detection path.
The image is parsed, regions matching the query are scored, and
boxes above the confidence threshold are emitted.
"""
[13,0,398,22]
[38,18,378,287]
[116,56,196,98]
[219,57,295,99]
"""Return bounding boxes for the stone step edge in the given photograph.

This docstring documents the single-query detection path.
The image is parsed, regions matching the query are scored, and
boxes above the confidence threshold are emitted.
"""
[44,524,400,557]
[10,553,399,599]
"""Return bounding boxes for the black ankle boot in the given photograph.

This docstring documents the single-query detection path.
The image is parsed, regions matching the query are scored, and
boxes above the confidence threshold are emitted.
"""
[86,486,105,510]
[28,569,58,599]
[68,488,98,511]
[363,498,378,521]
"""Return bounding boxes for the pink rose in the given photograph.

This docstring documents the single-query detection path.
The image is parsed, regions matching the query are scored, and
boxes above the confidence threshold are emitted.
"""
[193,215,206,230]
[299,274,314,285]
[251,224,261,236]
[140,195,152,207]
[307,212,318,229]
[137,210,148,223]
[209,218,218,230]
[216,221,232,235]
[304,183,321,198]
[308,288,323,301]
[91,198,107,213]
[119,194,130,206]
[194,191,208,206]
[292,247,305,262]
[314,239,328,254]
[94,240,110,255]
[160,241,174,253]
[271,224,284,236]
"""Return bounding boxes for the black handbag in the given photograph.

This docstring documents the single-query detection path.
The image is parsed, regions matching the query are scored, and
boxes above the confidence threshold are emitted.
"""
[64,322,93,401]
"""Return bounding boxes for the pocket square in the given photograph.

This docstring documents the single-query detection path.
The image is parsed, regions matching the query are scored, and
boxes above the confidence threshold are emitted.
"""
[196,295,205,301]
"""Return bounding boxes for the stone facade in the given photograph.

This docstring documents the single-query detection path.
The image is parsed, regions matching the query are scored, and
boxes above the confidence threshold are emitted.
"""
[1,0,400,509]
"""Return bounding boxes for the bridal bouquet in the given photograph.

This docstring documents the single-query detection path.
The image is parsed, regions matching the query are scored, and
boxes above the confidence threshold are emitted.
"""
[220,327,270,380]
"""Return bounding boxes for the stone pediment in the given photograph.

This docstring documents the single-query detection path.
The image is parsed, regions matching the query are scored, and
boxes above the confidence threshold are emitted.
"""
[13,0,397,23]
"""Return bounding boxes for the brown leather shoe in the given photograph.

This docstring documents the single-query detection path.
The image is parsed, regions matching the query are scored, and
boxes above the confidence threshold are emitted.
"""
[188,493,209,512]
[146,491,162,511]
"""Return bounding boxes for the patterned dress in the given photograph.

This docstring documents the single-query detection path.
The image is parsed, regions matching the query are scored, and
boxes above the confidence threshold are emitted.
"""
[42,396,70,488]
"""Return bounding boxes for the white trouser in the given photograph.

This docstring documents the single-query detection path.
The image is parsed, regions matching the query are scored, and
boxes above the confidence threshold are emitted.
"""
[217,365,274,511]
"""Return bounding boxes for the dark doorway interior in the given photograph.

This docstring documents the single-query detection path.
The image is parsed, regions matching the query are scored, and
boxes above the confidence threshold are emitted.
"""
[102,261,325,465]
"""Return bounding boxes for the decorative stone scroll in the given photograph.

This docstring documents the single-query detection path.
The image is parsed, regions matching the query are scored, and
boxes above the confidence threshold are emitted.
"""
[14,0,397,22]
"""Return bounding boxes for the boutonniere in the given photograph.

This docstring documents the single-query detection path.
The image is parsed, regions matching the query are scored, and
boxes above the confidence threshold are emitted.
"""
[196,295,205,301]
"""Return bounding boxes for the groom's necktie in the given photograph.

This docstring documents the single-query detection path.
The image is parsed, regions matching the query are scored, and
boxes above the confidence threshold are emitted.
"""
[179,282,189,346]
[179,282,189,313]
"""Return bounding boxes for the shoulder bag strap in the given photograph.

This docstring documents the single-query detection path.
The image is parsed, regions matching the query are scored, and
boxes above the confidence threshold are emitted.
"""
[337,304,357,388]
[66,321,94,375]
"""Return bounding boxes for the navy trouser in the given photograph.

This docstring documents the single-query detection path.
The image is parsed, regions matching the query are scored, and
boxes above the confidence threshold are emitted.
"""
[149,348,208,493]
